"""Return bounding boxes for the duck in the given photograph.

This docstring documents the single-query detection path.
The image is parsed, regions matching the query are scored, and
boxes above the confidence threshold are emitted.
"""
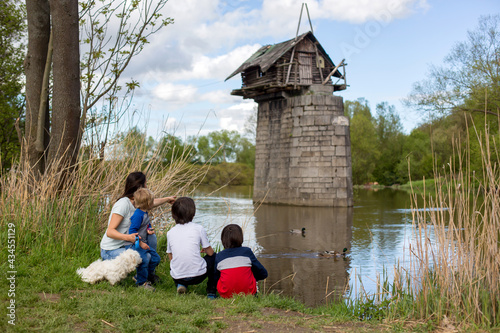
[318,248,348,258]
[289,227,306,235]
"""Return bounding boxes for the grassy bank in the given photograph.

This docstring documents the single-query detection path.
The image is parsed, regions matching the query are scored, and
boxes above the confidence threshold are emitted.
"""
[395,178,437,194]
[354,178,439,194]
[2,247,374,332]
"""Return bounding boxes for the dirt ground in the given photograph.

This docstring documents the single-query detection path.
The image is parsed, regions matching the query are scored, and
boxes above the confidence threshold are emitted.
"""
[215,307,392,333]
[35,293,468,332]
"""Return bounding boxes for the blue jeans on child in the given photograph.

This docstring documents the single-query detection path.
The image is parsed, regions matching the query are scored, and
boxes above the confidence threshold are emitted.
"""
[147,233,157,252]
[135,247,161,285]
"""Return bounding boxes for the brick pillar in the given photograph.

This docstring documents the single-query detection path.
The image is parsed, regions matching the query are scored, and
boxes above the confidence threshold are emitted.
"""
[253,85,353,207]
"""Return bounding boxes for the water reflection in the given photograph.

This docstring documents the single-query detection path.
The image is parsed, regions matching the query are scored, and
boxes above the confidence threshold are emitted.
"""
[254,204,353,306]
[191,186,418,307]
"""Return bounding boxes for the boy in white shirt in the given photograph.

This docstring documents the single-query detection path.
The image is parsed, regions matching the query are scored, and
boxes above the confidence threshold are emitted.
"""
[166,197,217,298]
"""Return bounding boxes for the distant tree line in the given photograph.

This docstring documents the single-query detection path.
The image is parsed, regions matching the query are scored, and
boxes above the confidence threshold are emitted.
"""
[110,127,256,186]
[113,128,255,167]
[345,98,498,186]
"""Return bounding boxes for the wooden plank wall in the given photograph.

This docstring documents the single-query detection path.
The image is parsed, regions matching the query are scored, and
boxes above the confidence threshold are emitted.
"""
[240,37,335,91]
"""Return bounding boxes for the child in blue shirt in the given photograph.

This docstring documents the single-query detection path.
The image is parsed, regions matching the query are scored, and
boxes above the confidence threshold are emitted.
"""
[129,188,161,289]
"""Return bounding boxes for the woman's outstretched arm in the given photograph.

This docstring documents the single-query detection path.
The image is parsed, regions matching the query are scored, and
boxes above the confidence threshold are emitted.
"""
[153,196,176,208]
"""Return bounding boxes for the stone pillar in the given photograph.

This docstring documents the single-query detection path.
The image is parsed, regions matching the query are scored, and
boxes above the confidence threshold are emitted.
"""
[253,85,353,207]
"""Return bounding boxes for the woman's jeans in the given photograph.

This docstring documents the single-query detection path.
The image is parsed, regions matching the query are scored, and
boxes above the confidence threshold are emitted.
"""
[101,246,128,260]
[100,240,160,285]
[100,234,157,260]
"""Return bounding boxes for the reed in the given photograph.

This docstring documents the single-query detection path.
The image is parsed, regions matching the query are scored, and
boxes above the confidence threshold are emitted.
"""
[0,136,207,257]
[385,120,500,327]
[346,120,499,328]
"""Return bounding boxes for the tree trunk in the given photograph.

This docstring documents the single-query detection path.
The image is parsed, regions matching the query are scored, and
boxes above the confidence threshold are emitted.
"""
[48,0,81,168]
[24,0,50,174]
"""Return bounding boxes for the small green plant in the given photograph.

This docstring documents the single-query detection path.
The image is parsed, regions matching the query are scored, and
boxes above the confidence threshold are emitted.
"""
[352,297,391,321]
[229,295,261,314]
[192,315,209,328]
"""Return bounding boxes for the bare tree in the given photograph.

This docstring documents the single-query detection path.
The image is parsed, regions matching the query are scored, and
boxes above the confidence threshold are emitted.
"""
[49,0,81,168]
[79,0,172,159]
[24,0,50,174]
[24,0,80,175]
[243,106,257,142]
[23,0,173,176]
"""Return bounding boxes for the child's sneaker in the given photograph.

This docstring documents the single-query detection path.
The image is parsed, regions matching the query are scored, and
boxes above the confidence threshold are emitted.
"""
[207,293,217,300]
[138,281,155,292]
[177,284,187,294]
[148,273,161,285]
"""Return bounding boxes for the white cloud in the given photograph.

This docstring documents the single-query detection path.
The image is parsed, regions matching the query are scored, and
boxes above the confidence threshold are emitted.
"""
[163,117,178,132]
[123,0,430,84]
[217,101,257,134]
[167,43,262,81]
[201,90,239,104]
[152,83,198,104]
[127,0,428,80]
[261,0,429,25]
[130,43,261,106]
[220,118,240,132]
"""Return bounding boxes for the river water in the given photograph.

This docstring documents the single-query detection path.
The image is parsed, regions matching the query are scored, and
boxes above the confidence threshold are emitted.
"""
[187,186,422,307]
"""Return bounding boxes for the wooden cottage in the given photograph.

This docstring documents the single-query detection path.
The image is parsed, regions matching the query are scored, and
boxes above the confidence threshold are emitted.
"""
[226,31,346,99]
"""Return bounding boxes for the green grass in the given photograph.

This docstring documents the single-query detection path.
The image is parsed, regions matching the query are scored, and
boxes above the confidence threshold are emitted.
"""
[396,178,439,194]
[354,178,450,196]
[5,244,490,332]
[0,248,365,332]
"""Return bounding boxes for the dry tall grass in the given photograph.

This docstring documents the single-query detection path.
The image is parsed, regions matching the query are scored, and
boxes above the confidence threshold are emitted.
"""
[0,138,207,255]
[401,122,500,326]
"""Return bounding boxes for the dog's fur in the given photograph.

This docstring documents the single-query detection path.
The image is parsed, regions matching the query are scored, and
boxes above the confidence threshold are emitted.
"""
[77,249,142,285]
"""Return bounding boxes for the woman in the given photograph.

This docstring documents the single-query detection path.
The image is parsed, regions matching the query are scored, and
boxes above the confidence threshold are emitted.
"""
[100,171,175,288]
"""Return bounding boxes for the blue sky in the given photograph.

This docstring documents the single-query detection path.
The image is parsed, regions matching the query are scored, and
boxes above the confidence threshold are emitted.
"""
[121,0,500,140]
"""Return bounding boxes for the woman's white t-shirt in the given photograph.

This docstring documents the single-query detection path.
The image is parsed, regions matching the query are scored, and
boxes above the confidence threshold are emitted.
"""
[100,197,135,250]
[167,223,211,279]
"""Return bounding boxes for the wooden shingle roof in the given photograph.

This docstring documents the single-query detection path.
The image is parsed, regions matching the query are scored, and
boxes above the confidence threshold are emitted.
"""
[225,31,341,81]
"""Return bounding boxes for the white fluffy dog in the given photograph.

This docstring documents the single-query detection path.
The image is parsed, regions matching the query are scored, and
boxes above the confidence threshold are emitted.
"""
[77,249,142,285]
